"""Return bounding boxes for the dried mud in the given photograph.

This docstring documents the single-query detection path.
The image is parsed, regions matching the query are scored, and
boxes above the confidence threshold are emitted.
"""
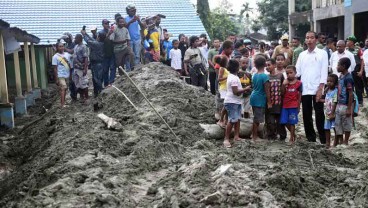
[0,63,368,208]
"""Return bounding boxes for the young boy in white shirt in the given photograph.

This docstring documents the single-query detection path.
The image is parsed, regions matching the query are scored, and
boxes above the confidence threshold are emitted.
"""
[170,39,182,74]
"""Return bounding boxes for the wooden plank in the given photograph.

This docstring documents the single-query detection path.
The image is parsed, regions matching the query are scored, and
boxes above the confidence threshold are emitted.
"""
[30,43,39,88]
[13,51,22,97]
[0,33,9,103]
[24,41,32,92]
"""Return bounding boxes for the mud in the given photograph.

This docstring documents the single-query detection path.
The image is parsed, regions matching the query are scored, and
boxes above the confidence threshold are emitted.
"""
[0,63,368,207]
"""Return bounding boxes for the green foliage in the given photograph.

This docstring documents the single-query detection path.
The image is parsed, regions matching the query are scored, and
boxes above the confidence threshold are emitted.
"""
[257,0,289,40]
[207,8,239,41]
[197,0,211,34]
[257,0,312,40]
[251,20,262,33]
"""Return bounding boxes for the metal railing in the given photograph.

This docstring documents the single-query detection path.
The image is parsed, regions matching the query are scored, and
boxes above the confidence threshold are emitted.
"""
[316,0,344,8]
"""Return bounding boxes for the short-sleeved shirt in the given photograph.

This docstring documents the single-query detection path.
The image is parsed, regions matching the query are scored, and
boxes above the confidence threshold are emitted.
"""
[338,73,354,105]
[269,73,284,113]
[144,29,160,51]
[292,46,303,65]
[250,73,269,107]
[52,52,71,78]
[170,48,182,70]
[73,44,88,70]
[110,27,131,52]
[208,48,219,72]
[324,88,338,119]
[125,16,141,41]
[162,40,173,60]
[184,47,202,66]
[283,80,302,108]
[224,73,243,105]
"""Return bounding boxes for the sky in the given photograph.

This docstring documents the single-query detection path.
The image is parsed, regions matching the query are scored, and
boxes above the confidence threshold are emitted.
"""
[189,0,259,14]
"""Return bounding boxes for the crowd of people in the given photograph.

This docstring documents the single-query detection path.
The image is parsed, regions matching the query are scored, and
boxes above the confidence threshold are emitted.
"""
[208,31,367,149]
[50,4,368,149]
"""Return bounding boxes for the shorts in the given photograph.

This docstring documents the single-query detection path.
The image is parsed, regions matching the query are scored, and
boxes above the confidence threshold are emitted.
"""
[219,89,227,99]
[252,106,265,123]
[58,77,69,89]
[280,108,298,125]
[335,105,353,135]
[73,69,89,89]
[216,91,224,111]
[324,119,335,130]
[224,103,242,123]
[242,96,251,113]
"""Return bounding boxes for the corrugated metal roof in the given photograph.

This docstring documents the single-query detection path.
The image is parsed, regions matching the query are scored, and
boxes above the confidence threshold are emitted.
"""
[0,0,207,45]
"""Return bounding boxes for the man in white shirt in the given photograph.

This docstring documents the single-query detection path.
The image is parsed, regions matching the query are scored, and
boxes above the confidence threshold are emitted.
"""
[329,40,356,76]
[296,31,328,144]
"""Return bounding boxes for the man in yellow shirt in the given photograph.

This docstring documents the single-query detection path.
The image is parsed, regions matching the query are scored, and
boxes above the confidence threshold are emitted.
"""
[143,16,160,62]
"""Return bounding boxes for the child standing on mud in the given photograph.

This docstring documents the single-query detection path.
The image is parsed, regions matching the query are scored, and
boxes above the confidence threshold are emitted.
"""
[321,74,338,148]
[265,58,286,140]
[216,55,229,128]
[250,55,271,142]
[223,59,251,148]
[335,57,354,146]
[239,57,252,118]
[52,42,72,108]
[280,66,302,144]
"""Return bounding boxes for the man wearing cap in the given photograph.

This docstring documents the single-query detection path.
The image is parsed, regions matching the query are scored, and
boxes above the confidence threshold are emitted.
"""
[272,35,293,67]
[90,26,98,40]
[125,4,144,65]
[292,36,303,65]
[296,31,328,144]
[99,19,116,87]
[347,35,364,105]
[329,40,356,76]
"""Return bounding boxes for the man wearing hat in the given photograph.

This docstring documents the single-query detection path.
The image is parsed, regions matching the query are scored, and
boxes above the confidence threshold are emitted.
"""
[272,35,293,67]
[347,35,364,105]
[125,4,144,65]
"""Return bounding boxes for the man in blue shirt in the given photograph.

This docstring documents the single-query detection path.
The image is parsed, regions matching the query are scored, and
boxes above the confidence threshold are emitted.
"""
[125,4,144,66]
[161,29,172,66]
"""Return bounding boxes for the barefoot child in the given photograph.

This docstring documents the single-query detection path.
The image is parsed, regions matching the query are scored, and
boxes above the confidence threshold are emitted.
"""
[52,42,72,108]
[216,55,229,128]
[250,55,271,142]
[239,57,252,118]
[223,59,251,148]
[280,65,302,144]
[265,58,286,140]
[321,74,338,148]
[335,57,354,145]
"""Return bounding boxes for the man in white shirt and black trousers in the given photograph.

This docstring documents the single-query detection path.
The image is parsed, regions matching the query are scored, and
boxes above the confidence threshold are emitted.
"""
[296,31,329,144]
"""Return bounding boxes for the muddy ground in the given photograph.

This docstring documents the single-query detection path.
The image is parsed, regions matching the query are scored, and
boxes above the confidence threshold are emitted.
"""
[1,63,368,208]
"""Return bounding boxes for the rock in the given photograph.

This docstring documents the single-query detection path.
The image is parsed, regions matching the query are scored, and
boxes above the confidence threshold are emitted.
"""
[200,119,264,140]
[200,191,223,205]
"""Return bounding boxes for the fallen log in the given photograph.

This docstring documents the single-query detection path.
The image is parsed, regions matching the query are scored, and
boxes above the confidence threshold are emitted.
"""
[200,118,264,140]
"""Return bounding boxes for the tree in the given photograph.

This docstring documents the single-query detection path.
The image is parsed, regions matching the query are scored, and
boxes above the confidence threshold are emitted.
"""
[257,0,289,40]
[257,0,312,40]
[207,8,239,41]
[197,0,211,34]
[251,20,262,33]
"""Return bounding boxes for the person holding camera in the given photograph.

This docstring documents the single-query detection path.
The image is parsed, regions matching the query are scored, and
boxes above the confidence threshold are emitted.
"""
[81,29,105,97]
[184,36,208,89]
[125,4,144,66]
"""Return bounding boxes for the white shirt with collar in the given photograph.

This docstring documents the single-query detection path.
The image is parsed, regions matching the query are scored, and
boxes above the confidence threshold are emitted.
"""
[329,50,356,76]
[363,49,368,77]
[296,47,328,96]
